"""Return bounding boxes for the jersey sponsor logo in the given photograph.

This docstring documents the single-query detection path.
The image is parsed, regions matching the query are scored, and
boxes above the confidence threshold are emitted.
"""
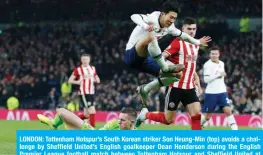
[6,111,30,121]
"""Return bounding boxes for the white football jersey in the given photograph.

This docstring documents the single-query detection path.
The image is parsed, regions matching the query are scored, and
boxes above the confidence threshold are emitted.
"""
[126,11,182,50]
[203,60,227,94]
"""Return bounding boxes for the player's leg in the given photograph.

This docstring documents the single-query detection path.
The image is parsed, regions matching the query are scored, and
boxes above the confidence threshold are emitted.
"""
[200,94,218,127]
[76,95,89,120]
[57,108,95,130]
[37,114,58,130]
[124,36,180,74]
[56,108,84,129]
[142,72,182,92]
[135,33,171,71]
[88,105,96,128]
[137,58,184,105]
[186,102,202,130]
[219,93,238,130]
[163,87,179,124]
[78,94,92,120]
[88,95,96,127]
[37,108,84,130]
[135,34,154,57]
[136,87,180,127]
[82,95,96,127]
[183,89,202,130]
[201,113,213,125]
[124,34,153,70]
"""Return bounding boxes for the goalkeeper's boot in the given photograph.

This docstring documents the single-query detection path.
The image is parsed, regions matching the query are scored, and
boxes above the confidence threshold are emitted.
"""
[37,114,57,130]
[135,108,148,128]
[136,84,149,108]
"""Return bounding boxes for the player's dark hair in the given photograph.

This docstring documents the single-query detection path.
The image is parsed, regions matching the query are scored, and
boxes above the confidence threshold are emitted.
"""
[210,46,220,52]
[120,107,137,120]
[162,0,180,14]
[183,17,196,25]
[81,53,91,58]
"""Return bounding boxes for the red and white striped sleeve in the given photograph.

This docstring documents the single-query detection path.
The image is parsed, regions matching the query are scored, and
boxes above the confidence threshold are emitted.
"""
[73,67,79,79]
[164,39,180,56]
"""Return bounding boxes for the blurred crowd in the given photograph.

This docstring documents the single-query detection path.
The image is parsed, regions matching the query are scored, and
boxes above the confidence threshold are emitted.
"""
[0,0,262,115]
[0,20,261,115]
[0,0,261,22]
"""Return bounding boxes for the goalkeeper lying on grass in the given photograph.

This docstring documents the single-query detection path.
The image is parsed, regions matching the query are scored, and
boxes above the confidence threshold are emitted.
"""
[37,107,138,130]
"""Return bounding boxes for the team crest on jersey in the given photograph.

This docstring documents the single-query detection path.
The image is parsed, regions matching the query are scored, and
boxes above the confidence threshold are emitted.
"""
[168,102,175,108]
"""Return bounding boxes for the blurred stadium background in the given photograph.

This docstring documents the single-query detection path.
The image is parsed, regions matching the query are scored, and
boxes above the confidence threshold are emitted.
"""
[0,0,262,153]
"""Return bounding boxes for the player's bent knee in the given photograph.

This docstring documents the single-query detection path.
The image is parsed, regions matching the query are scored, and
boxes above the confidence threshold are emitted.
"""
[145,33,155,43]
[56,108,66,115]
[137,34,155,48]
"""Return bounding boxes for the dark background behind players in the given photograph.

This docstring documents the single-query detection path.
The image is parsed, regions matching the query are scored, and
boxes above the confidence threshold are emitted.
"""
[0,0,261,115]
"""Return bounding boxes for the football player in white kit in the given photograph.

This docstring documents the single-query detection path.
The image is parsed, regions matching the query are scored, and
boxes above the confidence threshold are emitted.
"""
[201,47,238,130]
[124,1,211,105]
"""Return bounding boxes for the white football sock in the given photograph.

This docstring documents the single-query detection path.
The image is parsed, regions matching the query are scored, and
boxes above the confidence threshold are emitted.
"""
[144,76,179,93]
[227,114,238,130]
[201,114,207,126]
[148,39,168,72]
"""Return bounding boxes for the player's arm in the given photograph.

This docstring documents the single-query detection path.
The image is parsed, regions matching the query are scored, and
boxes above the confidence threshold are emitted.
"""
[162,52,170,59]
[222,62,227,78]
[162,39,180,58]
[95,75,100,84]
[93,67,100,84]
[130,13,154,31]
[194,72,202,96]
[203,63,222,83]
[169,26,211,46]
[68,69,81,85]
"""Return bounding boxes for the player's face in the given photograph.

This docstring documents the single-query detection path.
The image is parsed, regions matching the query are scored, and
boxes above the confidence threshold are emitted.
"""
[182,24,197,37]
[210,50,220,62]
[118,113,134,130]
[162,11,177,27]
[81,56,90,66]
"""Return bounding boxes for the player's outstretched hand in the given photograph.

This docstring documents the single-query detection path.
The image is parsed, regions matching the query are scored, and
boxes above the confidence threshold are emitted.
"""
[143,24,155,32]
[199,36,212,46]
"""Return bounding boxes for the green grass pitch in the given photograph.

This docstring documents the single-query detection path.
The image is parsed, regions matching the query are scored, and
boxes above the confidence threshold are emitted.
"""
[0,120,261,154]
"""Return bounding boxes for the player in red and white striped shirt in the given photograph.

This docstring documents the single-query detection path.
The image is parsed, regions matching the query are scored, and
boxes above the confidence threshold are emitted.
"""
[68,53,100,127]
[137,17,204,130]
